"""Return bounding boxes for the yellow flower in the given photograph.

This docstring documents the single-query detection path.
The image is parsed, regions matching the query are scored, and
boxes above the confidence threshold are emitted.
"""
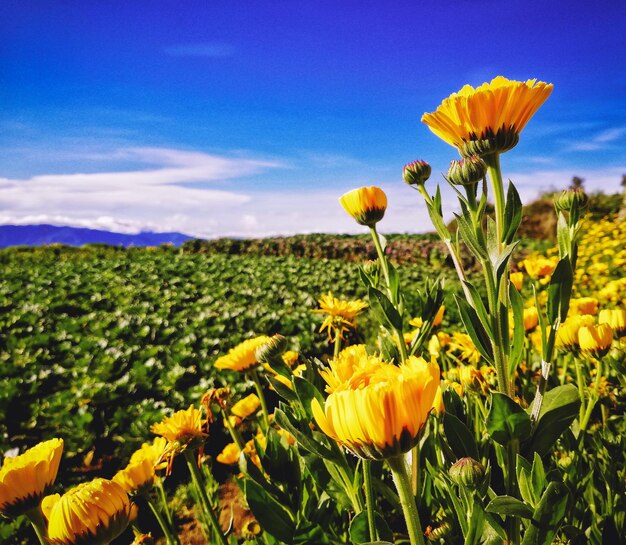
[112,456,155,495]
[448,332,481,365]
[129,437,169,471]
[318,344,379,393]
[510,272,524,291]
[339,186,387,227]
[312,356,439,459]
[599,308,626,336]
[433,305,445,327]
[0,438,63,517]
[519,255,558,279]
[422,76,553,156]
[151,404,205,446]
[217,443,241,465]
[41,493,61,521]
[312,293,368,342]
[579,324,613,358]
[215,336,272,372]
[555,315,595,350]
[47,478,131,545]
[523,307,539,332]
[569,297,599,316]
[231,394,261,419]
[459,365,490,395]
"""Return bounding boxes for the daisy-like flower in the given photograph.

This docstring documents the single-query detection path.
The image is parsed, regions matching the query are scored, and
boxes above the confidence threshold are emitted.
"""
[422,76,553,157]
[318,344,379,393]
[230,394,261,419]
[112,456,155,495]
[215,336,272,372]
[151,404,205,446]
[339,186,387,227]
[0,438,63,517]
[312,355,440,460]
[312,292,368,342]
[47,478,131,545]
[579,323,613,358]
[129,437,169,471]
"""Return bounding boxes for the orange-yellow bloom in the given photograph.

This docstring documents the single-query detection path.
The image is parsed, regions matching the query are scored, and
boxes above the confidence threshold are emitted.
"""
[318,344,379,393]
[569,297,599,316]
[47,478,131,545]
[0,438,63,517]
[151,405,205,446]
[422,76,553,156]
[510,272,524,291]
[312,293,368,342]
[129,437,169,471]
[556,315,595,350]
[578,324,613,358]
[599,308,626,336]
[230,394,261,419]
[312,356,439,459]
[216,443,241,465]
[523,307,539,332]
[339,186,387,227]
[215,336,272,372]
[113,456,155,495]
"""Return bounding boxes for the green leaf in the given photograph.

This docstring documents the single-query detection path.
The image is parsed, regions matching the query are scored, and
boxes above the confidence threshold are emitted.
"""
[368,287,403,331]
[456,296,494,364]
[509,283,525,375]
[245,479,296,544]
[274,408,337,460]
[521,482,569,545]
[266,374,299,403]
[527,384,581,456]
[485,393,532,445]
[462,281,493,338]
[349,511,394,544]
[485,496,534,519]
[443,413,479,460]
[387,261,401,306]
[502,182,523,244]
[546,257,573,324]
[293,376,325,421]
[456,212,488,260]
[293,521,331,545]
[530,452,546,501]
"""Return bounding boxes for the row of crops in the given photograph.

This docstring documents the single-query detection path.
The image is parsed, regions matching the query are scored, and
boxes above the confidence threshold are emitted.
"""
[0,243,461,466]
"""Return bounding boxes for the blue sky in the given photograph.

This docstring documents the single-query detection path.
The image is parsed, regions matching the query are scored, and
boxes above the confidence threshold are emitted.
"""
[1,0,625,237]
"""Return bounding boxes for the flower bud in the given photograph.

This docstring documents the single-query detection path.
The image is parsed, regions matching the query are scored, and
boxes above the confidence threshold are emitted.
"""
[426,521,452,542]
[446,155,487,186]
[339,186,387,227]
[256,334,287,364]
[449,457,485,488]
[403,160,431,187]
[555,188,589,213]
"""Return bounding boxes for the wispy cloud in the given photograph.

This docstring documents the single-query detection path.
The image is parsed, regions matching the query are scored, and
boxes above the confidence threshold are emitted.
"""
[565,127,626,152]
[163,43,235,58]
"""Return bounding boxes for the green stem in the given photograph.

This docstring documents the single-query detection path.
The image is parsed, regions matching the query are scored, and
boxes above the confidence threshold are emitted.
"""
[574,357,587,424]
[156,477,176,530]
[580,357,602,431]
[484,152,505,249]
[363,460,378,541]
[250,368,270,432]
[25,508,48,545]
[481,258,511,397]
[220,407,246,451]
[530,326,558,424]
[387,455,425,545]
[506,440,521,545]
[369,226,391,291]
[184,450,229,545]
[370,225,408,363]
[333,332,342,359]
[145,494,181,545]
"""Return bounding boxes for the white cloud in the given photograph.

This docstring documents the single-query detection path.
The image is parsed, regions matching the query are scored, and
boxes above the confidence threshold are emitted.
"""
[0,146,623,239]
[565,127,626,152]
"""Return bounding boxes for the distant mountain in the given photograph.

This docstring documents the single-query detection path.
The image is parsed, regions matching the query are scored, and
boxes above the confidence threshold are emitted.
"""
[0,224,194,248]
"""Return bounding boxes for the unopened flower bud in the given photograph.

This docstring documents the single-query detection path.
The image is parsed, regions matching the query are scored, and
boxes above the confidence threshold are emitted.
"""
[446,155,487,186]
[555,188,589,213]
[256,334,287,363]
[449,457,485,488]
[403,160,431,187]
[557,454,572,470]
